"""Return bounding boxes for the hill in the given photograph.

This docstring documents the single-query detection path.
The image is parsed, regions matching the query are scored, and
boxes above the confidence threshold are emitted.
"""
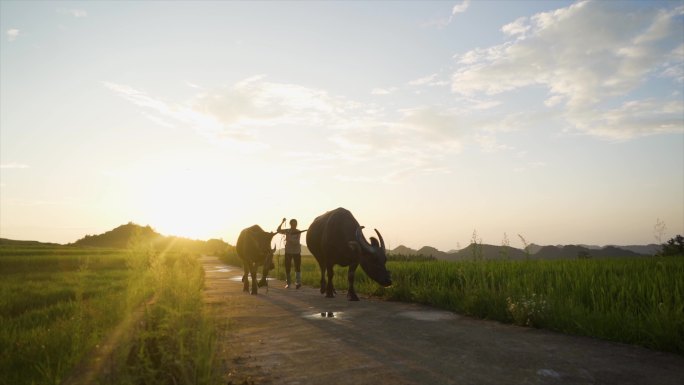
[71,222,162,248]
[391,245,419,256]
[449,244,529,260]
[70,222,234,256]
[389,243,650,261]
[0,238,61,247]
[534,245,644,259]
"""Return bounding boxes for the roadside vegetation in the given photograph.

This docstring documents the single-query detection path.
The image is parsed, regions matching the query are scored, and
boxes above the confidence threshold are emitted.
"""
[0,242,141,385]
[0,235,220,385]
[223,249,684,354]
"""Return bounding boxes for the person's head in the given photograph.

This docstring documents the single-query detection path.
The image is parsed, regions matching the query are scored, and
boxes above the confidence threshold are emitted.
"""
[289,219,297,229]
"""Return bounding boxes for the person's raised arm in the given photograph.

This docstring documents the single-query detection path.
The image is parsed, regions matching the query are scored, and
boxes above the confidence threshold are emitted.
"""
[276,218,286,234]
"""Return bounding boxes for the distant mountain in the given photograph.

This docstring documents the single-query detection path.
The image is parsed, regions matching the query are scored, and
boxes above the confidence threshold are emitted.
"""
[615,244,660,256]
[71,222,162,249]
[526,243,544,255]
[69,222,234,256]
[532,245,644,259]
[389,242,651,261]
[450,244,529,260]
[0,238,61,247]
[390,245,419,256]
[416,246,450,259]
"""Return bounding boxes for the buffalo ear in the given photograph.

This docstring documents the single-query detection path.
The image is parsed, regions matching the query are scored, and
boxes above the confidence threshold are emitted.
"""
[370,237,380,248]
[348,241,361,255]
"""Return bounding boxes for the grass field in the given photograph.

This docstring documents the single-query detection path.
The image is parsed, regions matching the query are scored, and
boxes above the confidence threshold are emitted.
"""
[223,252,684,354]
[0,244,142,385]
[0,241,217,385]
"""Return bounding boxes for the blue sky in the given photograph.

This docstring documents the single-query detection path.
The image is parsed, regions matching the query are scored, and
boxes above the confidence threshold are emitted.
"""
[1,0,683,250]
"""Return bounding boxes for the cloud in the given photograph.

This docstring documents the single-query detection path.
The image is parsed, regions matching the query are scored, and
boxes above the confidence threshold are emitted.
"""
[6,29,19,42]
[1,163,29,169]
[371,87,398,95]
[103,81,263,149]
[408,74,449,87]
[451,1,684,139]
[501,17,530,38]
[105,77,470,181]
[422,0,471,29]
[451,0,471,16]
[59,8,88,18]
[475,134,513,153]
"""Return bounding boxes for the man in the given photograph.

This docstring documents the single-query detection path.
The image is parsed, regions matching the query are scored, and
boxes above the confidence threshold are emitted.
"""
[277,218,307,289]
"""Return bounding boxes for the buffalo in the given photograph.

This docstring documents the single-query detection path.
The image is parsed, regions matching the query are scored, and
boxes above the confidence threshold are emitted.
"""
[236,224,276,295]
[306,207,392,301]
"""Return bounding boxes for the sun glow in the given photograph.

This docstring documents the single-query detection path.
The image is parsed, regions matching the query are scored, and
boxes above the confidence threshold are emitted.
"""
[122,157,260,241]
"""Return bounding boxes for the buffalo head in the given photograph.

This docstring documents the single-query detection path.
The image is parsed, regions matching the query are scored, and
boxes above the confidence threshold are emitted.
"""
[350,227,392,287]
[257,232,277,270]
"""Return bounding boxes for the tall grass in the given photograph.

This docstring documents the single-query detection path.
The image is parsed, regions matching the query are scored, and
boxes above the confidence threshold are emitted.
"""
[0,246,145,385]
[108,245,218,385]
[223,252,684,353]
[1,242,219,385]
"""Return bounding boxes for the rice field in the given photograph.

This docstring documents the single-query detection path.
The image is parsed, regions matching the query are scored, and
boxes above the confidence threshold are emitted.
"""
[0,244,143,385]
[0,242,217,385]
[224,253,684,353]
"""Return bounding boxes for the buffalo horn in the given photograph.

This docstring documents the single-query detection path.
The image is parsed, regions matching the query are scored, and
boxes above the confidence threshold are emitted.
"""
[356,226,375,254]
[374,229,386,251]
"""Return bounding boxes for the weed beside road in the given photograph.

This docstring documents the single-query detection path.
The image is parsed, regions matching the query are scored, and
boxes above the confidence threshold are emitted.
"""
[223,252,684,354]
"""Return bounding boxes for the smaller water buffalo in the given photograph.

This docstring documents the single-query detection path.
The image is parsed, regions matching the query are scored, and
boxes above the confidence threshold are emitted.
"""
[306,208,392,301]
[236,224,276,295]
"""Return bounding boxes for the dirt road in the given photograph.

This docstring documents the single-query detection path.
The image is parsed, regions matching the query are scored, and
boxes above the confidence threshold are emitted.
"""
[202,256,684,385]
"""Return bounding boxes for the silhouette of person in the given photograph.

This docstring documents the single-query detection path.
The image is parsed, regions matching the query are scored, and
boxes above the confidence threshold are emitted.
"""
[277,218,307,289]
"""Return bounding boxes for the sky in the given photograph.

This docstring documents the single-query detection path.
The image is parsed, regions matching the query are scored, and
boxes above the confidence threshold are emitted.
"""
[1,0,683,250]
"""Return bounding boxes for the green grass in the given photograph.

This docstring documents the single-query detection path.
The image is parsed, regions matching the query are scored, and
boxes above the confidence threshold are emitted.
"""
[223,252,684,354]
[111,249,217,385]
[0,242,219,385]
[0,244,147,385]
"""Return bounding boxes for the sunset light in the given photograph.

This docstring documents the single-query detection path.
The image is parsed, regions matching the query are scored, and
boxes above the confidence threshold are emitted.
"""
[1,0,682,249]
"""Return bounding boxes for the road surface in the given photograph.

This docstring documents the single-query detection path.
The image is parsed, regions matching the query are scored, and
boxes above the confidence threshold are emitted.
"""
[202,256,684,385]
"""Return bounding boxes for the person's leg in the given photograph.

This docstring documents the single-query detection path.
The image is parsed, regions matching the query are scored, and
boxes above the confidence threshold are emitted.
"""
[294,253,302,289]
[284,253,293,287]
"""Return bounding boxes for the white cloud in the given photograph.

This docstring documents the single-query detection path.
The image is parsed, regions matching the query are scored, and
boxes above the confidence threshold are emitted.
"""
[451,1,684,139]
[452,0,471,16]
[501,17,530,38]
[6,29,19,42]
[570,99,684,140]
[475,134,513,153]
[371,87,397,95]
[59,8,88,18]
[447,0,471,25]
[408,74,449,87]
[1,163,29,169]
[425,0,471,28]
[105,77,470,180]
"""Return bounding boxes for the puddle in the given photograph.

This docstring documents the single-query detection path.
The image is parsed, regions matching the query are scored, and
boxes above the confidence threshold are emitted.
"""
[228,276,277,282]
[397,310,457,321]
[207,268,232,273]
[303,311,345,320]
[537,369,561,379]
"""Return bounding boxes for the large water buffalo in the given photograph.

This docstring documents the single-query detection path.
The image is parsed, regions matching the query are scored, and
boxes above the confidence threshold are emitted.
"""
[306,207,392,301]
[236,225,276,295]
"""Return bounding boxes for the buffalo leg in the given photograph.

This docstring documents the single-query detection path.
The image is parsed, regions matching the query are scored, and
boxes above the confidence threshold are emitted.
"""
[258,264,268,287]
[325,264,335,298]
[319,264,327,294]
[347,263,360,301]
[250,263,258,295]
[242,261,249,292]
